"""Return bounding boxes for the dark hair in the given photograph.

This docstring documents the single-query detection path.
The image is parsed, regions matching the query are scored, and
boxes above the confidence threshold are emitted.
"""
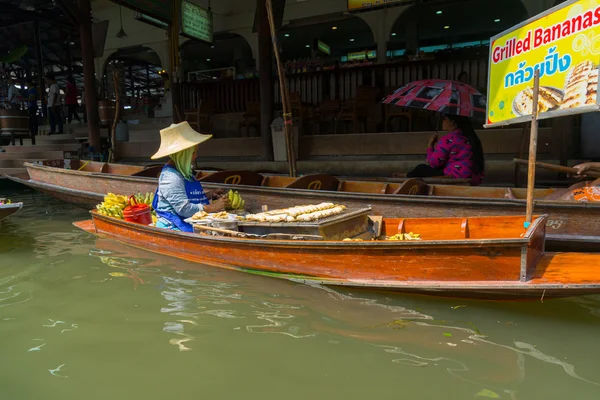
[457,71,469,82]
[445,114,485,174]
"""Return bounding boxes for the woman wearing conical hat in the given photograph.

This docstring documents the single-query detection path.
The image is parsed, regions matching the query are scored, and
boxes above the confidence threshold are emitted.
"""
[151,122,229,232]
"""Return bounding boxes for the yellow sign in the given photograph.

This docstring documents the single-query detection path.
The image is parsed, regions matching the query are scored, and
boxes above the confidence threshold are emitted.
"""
[487,0,600,127]
[347,0,406,11]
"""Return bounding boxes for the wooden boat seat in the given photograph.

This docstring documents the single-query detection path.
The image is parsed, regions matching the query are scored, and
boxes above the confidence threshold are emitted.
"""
[392,178,429,196]
[74,160,104,173]
[103,164,147,176]
[285,174,339,191]
[198,170,265,186]
[132,165,164,178]
[262,176,297,188]
[338,180,388,194]
[384,215,539,240]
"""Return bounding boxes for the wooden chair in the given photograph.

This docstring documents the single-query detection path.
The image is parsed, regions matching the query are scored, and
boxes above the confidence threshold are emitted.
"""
[335,86,378,133]
[240,102,261,137]
[313,100,340,134]
[289,93,313,135]
[185,99,214,132]
[384,105,413,132]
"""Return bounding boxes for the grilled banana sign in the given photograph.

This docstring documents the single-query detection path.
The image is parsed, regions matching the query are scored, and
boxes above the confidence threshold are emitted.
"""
[487,0,600,127]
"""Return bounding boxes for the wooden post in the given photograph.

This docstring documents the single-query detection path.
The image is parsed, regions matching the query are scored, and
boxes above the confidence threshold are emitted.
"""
[525,70,540,227]
[257,0,274,161]
[110,71,121,163]
[169,0,183,123]
[77,0,101,151]
[128,64,134,98]
[33,20,46,119]
[265,0,297,177]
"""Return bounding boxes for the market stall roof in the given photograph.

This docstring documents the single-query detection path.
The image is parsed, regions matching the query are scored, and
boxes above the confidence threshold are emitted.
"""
[0,0,82,85]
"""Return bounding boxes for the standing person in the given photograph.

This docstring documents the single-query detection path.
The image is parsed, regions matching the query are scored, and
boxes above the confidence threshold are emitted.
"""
[26,79,39,144]
[65,78,81,124]
[407,114,485,185]
[45,74,63,135]
[81,89,87,123]
[7,78,22,109]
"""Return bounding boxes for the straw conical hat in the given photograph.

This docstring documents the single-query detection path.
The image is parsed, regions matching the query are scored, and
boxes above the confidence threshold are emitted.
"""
[151,121,212,160]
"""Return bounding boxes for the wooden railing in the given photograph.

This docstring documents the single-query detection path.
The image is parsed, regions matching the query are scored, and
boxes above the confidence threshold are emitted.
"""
[182,49,490,114]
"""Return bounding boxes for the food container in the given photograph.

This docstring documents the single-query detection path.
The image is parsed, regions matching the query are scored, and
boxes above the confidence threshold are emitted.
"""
[123,196,153,225]
[238,207,371,240]
[210,217,239,231]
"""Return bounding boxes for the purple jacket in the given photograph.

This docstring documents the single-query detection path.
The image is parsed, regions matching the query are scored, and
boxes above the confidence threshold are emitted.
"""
[426,129,483,185]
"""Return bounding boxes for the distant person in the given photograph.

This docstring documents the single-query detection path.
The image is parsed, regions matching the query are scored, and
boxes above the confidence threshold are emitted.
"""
[65,78,81,124]
[457,71,469,85]
[26,79,38,144]
[407,114,485,186]
[8,78,21,109]
[45,74,63,135]
[81,89,87,123]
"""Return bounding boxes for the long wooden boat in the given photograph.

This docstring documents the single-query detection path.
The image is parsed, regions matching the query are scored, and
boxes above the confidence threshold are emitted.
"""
[74,212,600,300]
[9,161,598,252]
[0,202,22,222]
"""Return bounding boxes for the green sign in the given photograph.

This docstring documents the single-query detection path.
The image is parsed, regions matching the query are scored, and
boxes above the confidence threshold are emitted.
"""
[181,1,213,44]
[317,40,331,56]
[113,0,172,23]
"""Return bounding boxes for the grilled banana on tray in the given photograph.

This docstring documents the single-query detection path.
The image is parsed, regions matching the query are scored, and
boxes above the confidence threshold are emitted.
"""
[245,203,347,223]
[515,86,563,115]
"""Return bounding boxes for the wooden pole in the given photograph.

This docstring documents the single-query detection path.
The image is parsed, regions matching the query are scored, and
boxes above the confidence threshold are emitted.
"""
[257,0,274,161]
[169,0,183,123]
[525,70,540,227]
[265,0,297,177]
[109,71,121,163]
[33,20,46,119]
[513,158,600,179]
[77,0,101,151]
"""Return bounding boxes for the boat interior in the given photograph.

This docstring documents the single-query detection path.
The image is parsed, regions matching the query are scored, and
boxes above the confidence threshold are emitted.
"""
[381,215,541,240]
[28,160,558,200]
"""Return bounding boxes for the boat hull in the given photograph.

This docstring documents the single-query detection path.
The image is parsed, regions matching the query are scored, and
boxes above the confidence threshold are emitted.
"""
[74,216,600,300]
[9,164,599,252]
[0,203,22,221]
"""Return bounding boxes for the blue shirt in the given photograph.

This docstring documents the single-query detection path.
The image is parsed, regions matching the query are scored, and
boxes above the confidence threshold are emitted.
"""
[155,168,204,218]
[27,87,38,108]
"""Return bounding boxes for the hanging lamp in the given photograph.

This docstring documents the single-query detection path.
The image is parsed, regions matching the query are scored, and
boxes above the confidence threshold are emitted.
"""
[116,6,128,39]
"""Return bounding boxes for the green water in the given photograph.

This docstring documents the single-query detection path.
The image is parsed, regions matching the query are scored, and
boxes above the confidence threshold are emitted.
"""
[1,186,600,400]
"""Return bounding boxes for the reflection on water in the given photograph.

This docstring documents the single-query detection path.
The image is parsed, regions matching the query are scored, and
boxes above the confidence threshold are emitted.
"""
[1,188,600,399]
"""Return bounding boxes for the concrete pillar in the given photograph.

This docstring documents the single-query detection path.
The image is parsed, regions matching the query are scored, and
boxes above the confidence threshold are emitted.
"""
[357,6,409,63]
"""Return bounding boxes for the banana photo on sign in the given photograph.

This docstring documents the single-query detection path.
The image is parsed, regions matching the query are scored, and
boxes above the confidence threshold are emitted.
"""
[486,0,600,127]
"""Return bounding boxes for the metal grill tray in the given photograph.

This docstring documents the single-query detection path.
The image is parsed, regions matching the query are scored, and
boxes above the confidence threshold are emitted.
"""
[238,207,371,240]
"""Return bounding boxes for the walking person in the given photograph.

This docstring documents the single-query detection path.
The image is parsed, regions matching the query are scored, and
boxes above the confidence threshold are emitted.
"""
[8,78,22,110]
[65,78,81,124]
[26,79,39,145]
[45,74,63,135]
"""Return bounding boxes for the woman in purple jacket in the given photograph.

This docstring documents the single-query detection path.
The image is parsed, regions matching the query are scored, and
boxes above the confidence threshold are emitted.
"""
[407,114,485,185]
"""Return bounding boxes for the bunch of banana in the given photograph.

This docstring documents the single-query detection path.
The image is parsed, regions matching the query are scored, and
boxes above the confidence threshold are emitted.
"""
[227,190,245,210]
[96,203,125,219]
[95,193,128,219]
[387,232,422,241]
[133,192,155,207]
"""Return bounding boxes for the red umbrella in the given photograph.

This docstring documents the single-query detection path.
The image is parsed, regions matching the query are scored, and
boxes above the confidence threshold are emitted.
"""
[382,79,486,119]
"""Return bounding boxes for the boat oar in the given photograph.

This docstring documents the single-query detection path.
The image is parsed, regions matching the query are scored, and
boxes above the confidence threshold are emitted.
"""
[513,159,600,179]
[193,224,260,239]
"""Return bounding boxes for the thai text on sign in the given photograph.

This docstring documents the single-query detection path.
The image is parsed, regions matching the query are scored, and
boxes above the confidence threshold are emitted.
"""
[486,0,600,127]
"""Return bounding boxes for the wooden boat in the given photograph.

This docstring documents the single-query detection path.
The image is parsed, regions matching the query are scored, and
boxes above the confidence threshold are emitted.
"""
[0,202,22,222]
[8,161,598,252]
[74,211,600,300]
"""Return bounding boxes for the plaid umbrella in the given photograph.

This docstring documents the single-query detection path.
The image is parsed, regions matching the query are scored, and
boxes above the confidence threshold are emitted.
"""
[382,79,486,119]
